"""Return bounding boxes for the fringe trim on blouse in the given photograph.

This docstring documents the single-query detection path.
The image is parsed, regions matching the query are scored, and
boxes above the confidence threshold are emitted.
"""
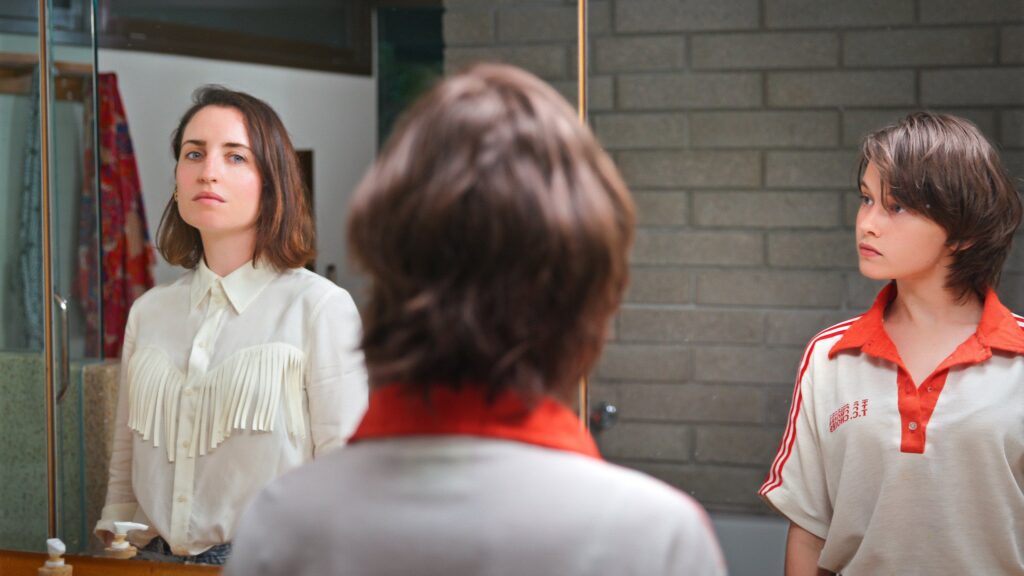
[126,344,306,462]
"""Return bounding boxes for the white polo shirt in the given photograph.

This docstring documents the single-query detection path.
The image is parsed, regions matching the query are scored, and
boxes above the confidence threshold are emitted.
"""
[226,384,727,576]
[760,284,1024,575]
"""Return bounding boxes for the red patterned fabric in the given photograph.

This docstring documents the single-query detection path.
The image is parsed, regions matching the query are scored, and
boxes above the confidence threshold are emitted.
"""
[79,73,155,358]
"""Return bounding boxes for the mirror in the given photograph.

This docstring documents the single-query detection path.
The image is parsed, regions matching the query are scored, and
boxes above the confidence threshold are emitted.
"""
[0,0,584,565]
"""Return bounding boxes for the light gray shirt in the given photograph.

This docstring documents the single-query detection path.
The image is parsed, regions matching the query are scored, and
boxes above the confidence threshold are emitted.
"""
[226,436,727,575]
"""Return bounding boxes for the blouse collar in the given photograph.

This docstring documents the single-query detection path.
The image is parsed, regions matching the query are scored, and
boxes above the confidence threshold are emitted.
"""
[350,383,601,459]
[190,259,278,314]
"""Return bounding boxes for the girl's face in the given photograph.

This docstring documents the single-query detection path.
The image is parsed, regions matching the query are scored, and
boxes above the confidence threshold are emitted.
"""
[856,161,953,286]
[175,105,262,240]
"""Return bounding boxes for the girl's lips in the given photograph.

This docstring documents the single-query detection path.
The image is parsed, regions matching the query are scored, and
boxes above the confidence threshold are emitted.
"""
[858,243,881,257]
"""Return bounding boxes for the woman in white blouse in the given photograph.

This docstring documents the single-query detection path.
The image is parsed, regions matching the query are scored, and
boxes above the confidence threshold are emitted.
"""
[94,86,368,565]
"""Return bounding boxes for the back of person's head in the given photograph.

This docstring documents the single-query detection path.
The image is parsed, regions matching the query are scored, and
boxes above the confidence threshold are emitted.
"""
[348,63,635,400]
[859,111,1022,300]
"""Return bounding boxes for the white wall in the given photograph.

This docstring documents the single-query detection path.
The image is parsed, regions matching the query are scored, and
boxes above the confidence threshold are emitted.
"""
[96,49,376,291]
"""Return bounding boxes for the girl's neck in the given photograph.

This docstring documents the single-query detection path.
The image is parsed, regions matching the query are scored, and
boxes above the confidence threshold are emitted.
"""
[887,278,983,329]
[201,230,256,277]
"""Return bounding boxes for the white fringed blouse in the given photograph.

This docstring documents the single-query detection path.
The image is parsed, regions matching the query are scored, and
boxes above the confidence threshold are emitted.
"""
[95,260,368,556]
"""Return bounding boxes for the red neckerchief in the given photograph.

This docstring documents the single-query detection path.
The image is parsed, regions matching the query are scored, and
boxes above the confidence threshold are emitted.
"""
[350,384,601,459]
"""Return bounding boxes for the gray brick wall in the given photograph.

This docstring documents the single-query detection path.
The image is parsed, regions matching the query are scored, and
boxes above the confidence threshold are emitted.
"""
[443,0,1024,515]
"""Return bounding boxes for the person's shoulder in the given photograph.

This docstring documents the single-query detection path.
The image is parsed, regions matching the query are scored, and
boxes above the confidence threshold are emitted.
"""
[129,272,192,314]
[803,316,860,358]
[275,267,354,307]
[584,457,708,518]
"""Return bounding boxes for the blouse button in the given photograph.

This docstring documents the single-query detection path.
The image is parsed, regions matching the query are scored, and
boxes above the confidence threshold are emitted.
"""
[908,421,919,431]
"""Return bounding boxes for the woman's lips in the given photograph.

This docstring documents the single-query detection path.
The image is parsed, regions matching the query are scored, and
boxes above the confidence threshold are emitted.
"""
[193,191,225,203]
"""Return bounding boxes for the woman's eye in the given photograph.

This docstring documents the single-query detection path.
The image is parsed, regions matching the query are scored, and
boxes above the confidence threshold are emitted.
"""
[889,203,906,214]
[184,150,202,160]
[859,194,872,206]
[228,154,246,163]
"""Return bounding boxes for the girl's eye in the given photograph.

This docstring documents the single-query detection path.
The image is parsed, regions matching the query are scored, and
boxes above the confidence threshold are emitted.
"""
[184,150,202,160]
[228,154,247,163]
[889,203,906,214]
[859,194,872,206]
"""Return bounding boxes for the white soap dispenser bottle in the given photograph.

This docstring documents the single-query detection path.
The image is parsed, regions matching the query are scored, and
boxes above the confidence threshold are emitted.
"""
[38,538,72,576]
[105,521,149,559]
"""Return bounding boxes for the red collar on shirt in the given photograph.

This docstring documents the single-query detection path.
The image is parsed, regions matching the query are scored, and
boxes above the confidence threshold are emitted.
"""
[829,282,1024,366]
[349,384,601,459]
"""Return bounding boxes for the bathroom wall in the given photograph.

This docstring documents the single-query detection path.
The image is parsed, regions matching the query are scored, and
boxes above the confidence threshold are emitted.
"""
[443,0,1024,517]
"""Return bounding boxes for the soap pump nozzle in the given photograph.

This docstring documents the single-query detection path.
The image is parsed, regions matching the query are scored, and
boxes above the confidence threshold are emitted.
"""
[105,521,148,559]
[38,538,72,575]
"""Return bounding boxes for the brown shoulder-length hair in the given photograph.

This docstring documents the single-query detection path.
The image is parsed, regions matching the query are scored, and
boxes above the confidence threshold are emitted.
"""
[347,63,636,399]
[860,111,1022,301]
[157,85,315,269]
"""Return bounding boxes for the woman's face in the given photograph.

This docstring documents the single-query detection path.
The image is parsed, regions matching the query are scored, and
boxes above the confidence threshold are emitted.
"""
[175,105,262,240]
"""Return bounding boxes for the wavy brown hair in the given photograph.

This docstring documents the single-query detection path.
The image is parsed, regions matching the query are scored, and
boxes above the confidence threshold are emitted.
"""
[860,111,1022,301]
[347,64,635,399]
[157,85,315,270]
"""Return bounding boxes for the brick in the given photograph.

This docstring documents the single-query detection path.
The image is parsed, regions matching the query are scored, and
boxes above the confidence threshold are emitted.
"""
[628,462,767,507]
[594,36,686,73]
[632,191,688,227]
[921,69,1024,107]
[768,231,856,269]
[607,382,765,423]
[765,151,858,189]
[844,29,997,67]
[765,0,914,28]
[625,267,693,304]
[692,32,838,70]
[920,0,1024,24]
[618,307,764,344]
[764,388,796,425]
[1004,26,1024,64]
[598,422,692,461]
[443,10,495,46]
[694,191,841,229]
[698,270,845,307]
[694,345,802,384]
[842,190,861,227]
[615,0,759,33]
[633,230,763,266]
[593,113,687,149]
[617,150,761,188]
[498,5,576,42]
[843,109,998,147]
[846,274,887,310]
[690,111,838,149]
[1002,235,1024,272]
[768,71,915,108]
[765,310,853,346]
[618,72,762,110]
[588,1,612,36]
[695,425,782,466]
[1002,110,1024,147]
[445,45,568,79]
[1003,151,1024,182]
[997,273,1024,311]
[595,344,691,381]
[552,75,613,112]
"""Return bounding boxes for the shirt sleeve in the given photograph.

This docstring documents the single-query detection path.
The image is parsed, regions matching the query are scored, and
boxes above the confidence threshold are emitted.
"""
[305,289,369,457]
[758,346,832,539]
[95,306,140,537]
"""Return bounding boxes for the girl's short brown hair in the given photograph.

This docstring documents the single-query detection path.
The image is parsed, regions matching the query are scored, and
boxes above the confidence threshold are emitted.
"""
[157,86,315,270]
[347,64,635,399]
[860,112,1022,300]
